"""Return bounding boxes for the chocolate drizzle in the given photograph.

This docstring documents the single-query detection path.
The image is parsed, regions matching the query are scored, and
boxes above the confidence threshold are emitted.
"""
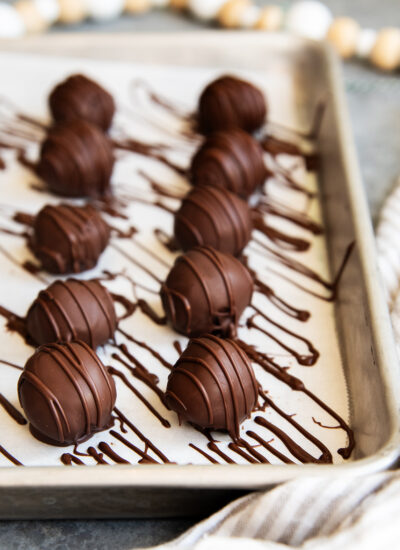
[0,75,355,468]
[0,445,23,466]
[0,394,27,425]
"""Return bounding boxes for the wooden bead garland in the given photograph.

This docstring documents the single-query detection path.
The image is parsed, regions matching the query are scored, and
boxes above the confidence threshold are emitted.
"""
[125,0,152,13]
[15,0,48,33]
[57,0,87,24]
[1,0,400,73]
[370,28,400,71]
[327,17,360,59]
[254,6,283,32]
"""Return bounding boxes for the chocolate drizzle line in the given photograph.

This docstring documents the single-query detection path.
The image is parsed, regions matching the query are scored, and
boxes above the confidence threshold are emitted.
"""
[189,443,220,464]
[110,430,158,463]
[108,366,170,428]
[114,407,171,463]
[0,358,23,371]
[253,196,323,235]
[112,349,165,403]
[98,441,130,464]
[0,445,23,466]
[246,431,294,464]
[113,137,186,176]
[254,277,310,322]
[252,212,311,252]
[0,394,27,425]
[60,453,84,465]
[236,342,351,461]
[87,446,109,464]
[118,328,172,369]
[0,305,28,342]
[249,306,319,366]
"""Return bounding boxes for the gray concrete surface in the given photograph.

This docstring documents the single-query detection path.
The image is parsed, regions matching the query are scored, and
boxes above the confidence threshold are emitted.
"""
[1,1,400,548]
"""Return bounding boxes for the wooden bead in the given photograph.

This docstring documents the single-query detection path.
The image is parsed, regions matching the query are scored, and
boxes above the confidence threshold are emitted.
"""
[327,17,360,58]
[15,1,48,33]
[371,28,400,71]
[169,0,188,9]
[218,0,251,29]
[254,5,283,31]
[57,0,86,23]
[125,0,151,13]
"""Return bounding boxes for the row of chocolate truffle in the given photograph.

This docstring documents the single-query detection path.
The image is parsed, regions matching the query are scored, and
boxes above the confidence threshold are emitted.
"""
[17,73,270,447]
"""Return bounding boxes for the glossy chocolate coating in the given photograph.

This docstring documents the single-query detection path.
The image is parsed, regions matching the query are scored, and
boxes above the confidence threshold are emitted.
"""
[174,185,252,256]
[18,341,116,446]
[166,335,258,438]
[49,74,116,131]
[37,120,114,198]
[198,75,267,134]
[160,246,253,338]
[26,279,117,349]
[31,203,110,274]
[191,129,266,199]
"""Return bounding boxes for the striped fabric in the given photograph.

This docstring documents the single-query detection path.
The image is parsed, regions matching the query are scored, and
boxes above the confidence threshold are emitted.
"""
[140,182,400,550]
[377,179,400,356]
[147,473,400,549]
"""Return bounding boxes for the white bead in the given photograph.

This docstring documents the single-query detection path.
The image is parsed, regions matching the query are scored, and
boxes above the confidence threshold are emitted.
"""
[285,1,332,40]
[356,28,377,58]
[34,0,59,23]
[239,5,260,28]
[0,5,25,38]
[150,0,169,6]
[85,0,124,20]
[188,0,226,21]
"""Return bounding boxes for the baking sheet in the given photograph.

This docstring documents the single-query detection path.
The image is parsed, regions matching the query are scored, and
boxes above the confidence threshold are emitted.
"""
[0,52,350,468]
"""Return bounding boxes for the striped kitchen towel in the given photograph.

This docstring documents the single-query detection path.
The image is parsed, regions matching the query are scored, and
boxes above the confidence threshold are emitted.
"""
[140,181,400,550]
[146,472,400,549]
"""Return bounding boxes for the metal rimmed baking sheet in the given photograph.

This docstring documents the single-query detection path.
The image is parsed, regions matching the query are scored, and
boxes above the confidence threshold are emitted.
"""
[0,33,398,519]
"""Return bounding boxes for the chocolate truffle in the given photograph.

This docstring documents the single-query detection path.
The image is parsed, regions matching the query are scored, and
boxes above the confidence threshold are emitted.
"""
[49,74,116,131]
[31,203,110,274]
[26,279,117,349]
[174,185,252,256]
[18,341,116,446]
[191,129,266,199]
[198,75,267,134]
[160,246,253,338]
[37,120,114,198]
[165,335,258,438]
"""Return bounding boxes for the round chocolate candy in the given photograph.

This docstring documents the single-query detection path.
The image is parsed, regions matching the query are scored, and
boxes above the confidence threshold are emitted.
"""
[165,334,258,438]
[26,279,117,349]
[49,74,116,131]
[18,341,116,446]
[198,75,267,134]
[160,246,253,338]
[31,203,110,274]
[37,120,114,198]
[174,185,252,256]
[190,129,266,199]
